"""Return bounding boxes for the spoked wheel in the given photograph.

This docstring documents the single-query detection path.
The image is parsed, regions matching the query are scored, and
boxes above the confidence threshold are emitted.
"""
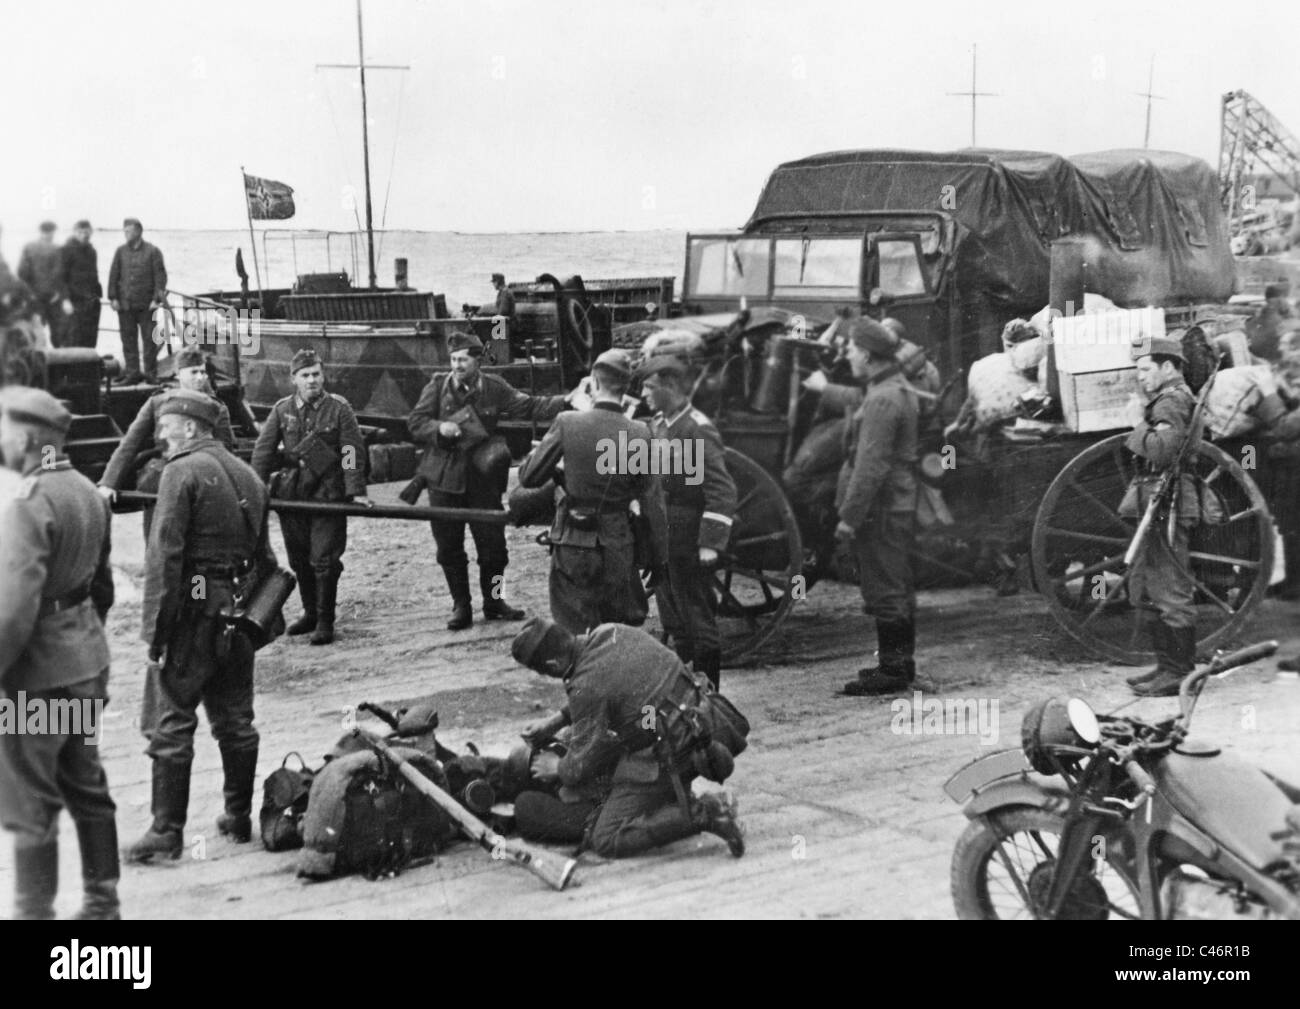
[951,808,1142,920]
[1030,433,1273,665]
[713,448,804,664]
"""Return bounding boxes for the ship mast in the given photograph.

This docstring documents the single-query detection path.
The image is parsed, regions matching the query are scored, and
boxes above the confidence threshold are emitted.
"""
[318,0,408,289]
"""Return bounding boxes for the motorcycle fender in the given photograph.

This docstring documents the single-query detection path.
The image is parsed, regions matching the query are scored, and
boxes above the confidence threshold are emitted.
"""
[962,775,1073,820]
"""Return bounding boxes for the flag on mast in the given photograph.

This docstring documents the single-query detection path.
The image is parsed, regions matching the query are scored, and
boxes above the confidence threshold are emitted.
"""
[244,172,296,220]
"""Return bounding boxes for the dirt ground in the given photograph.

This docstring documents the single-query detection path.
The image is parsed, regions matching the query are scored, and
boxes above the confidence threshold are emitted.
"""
[4,473,1299,920]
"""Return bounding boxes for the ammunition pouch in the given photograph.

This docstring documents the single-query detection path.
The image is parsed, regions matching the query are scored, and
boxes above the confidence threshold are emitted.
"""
[269,466,301,500]
[566,507,599,533]
[294,430,342,481]
[615,671,750,784]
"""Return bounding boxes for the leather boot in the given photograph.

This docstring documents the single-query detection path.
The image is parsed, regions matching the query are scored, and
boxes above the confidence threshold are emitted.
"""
[215,744,258,843]
[1133,623,1195,697]
[444,564,473,630]
[13,841,58,920]
[695,648,722,691]
[287,569,317,635]
[481,568,525,621]
[310,571,337,645]
[124,759,190,863]
[1126,622,1170,687]
[72,820,121,920]
[692,791,745,857]
[843,619,915,696]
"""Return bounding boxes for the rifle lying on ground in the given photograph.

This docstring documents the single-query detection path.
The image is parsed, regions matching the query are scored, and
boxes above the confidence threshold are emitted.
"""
[354,728,577,892]
[1122,361,1220,568]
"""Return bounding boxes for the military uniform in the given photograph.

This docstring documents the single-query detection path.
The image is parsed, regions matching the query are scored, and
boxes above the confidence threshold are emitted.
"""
[518,399,667,633]
[0,388,118,919]
[408,360,566,624]
[648,402,737,684]
[510,621,743,859]
[1123,362,1199,694]
[251,386,366,644]
[130,392,276,861]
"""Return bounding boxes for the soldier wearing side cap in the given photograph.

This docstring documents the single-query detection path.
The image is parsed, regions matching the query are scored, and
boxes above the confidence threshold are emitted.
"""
[407,331,570,630]
[98,345,235,538]
[1123,336,1201,698]
[836,318,921,697]
[639,354,737,689]
[251,348,370,646]
[126,389,278,864]
[518,348,668,633]
[510,616,744,859]
[0,387,119,919]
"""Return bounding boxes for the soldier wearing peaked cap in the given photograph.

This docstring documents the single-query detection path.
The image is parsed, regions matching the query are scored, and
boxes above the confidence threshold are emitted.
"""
[251,348,370,646]
[836,318,922,697]
[0,387,119,919]
[638,354,737,689]
[509,617,744,859]
[407,329,571,630]
[518,348,668,633]
[1122,334,1202,698]
[126,384,280,864]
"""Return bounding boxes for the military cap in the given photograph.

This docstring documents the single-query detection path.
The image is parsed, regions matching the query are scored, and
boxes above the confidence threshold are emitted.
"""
[637,353,690,380]
[881,317,907,341]
[38,221,56,234]
[592,348,633,378]
[847,318,897,357]
[174,345,207,370]
[1130,333,1185,363]
[490,272,505,283]
[511,616,576,677]
[74,219,92,230]
[157,388,220,426]
[123,217,142,230]
[448,331,484,356]
[0,385,72,434]
[290,348,321,373]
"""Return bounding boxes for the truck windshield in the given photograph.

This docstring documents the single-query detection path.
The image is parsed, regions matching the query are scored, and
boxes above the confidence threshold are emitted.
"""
[687,237,770,297]
[875,239,927,297]
[772,237,861,297]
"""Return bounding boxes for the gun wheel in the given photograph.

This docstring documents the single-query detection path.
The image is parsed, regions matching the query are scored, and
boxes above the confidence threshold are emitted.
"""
[1030,433,1274,665]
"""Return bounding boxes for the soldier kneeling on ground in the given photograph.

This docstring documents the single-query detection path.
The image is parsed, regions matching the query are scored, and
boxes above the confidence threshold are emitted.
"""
[508,616,745,859]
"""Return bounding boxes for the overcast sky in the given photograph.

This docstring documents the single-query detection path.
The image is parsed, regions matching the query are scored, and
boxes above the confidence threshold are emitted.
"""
[2,0,1298,242]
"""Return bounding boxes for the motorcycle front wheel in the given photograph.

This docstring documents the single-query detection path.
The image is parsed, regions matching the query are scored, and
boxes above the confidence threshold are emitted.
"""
[951,807,1143,920]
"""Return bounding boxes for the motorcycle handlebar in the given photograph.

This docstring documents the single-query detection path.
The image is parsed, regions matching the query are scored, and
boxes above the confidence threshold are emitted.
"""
[1178,640,1278,714]
[1124,759,1156,797]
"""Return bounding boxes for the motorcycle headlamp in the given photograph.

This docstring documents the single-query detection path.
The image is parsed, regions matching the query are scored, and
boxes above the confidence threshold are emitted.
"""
[1021,697,1101,774]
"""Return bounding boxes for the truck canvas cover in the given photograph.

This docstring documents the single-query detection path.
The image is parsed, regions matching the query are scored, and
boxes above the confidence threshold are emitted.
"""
[744,148,1234,309]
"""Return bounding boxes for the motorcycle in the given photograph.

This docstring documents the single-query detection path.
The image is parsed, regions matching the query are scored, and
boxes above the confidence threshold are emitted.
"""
[944,641,1300,920]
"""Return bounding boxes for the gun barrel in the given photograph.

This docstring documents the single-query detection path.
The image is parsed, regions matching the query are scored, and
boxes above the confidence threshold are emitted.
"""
[115,490,511,524]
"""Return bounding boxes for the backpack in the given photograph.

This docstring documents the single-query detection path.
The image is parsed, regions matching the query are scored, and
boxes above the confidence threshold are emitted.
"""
[296,746,457,881]
[259,752,316,852]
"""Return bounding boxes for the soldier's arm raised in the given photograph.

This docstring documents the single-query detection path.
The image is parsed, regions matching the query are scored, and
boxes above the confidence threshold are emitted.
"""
[819,382,864,417]
[0,498,51,680]
[500,381,569,422]
[249,404,281,483]
[517,416,565,488]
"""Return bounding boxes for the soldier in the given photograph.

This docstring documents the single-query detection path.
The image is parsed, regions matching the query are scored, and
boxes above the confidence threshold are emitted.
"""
[98,345,235,538]
[0,387,119,919]
[638,355,736,689]
[17,222,67,338]
[59,220,103,350]
[126,390,277,863]
[836,319,921,697]
[509,616,744,859]
[1123,337,1201,697]
[407,331,569,630]
[106,218,168,384]
[518,348,666,632]
[251,349,370,646]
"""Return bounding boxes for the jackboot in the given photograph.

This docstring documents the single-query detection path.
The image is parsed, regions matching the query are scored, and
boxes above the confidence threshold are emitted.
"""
[695,648,722,691]
[124,759,191,863]
[1126,622,1171,687]
[72,820,121,920]
[481,569,525,621]
[843,618,915,696]
[215,744,259,843]
[287,569,317,636]
[444,564,473,630]
[1133,623,1196,698]
[13,842,58,920]
[692,791,745,857]
[310,571,337,645]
